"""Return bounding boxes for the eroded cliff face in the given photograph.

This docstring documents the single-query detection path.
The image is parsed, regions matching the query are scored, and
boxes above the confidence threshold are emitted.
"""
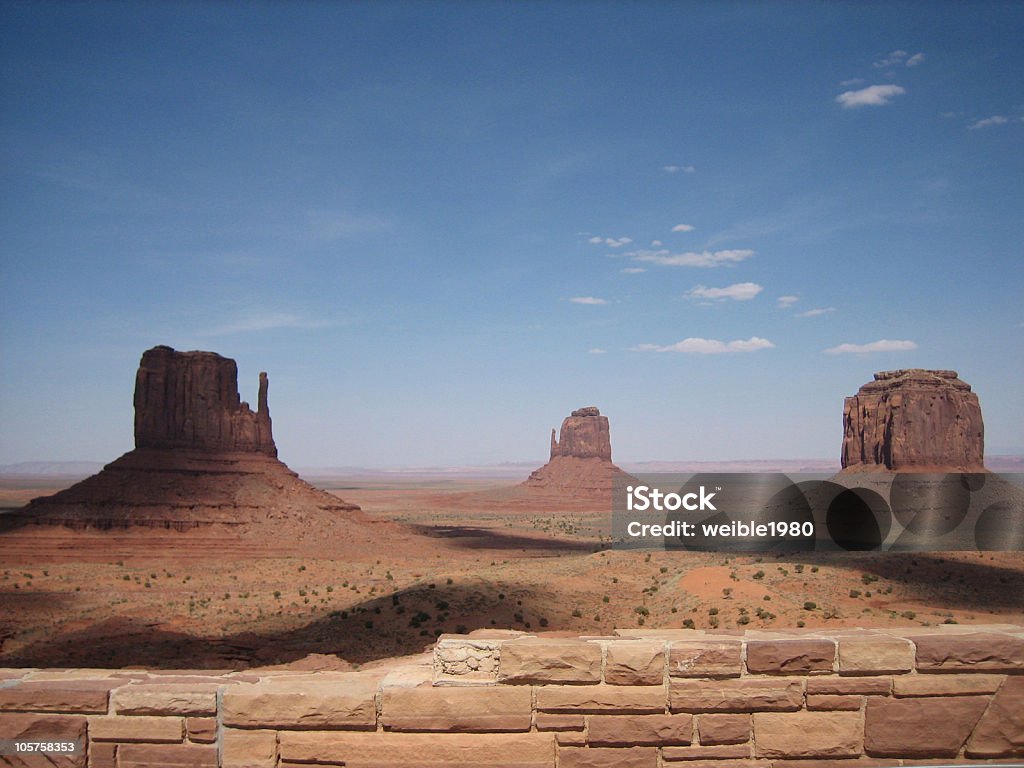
[134,345,275,455]
[526,407,627,493]
[841,369,985,472]
[6,346,359,534]
[549,406,612,462]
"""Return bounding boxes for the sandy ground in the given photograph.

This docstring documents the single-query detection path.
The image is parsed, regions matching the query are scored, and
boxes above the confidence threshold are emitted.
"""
[1,477,1022,669]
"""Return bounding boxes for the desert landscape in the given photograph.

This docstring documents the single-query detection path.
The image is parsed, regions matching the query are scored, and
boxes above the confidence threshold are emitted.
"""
[1,348,1021,671]
[2,5,1022,763]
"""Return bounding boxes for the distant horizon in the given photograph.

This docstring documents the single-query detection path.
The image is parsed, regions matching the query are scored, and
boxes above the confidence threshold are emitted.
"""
[2,3,1021,467]
[4,452,1024,479]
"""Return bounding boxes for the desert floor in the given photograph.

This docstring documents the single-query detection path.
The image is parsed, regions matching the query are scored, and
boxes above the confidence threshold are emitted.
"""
[1,476,1022,669]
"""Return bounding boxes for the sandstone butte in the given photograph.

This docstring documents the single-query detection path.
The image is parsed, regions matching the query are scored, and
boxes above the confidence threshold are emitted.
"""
[523,407,631,495]
[1,345,361,535]
[841,369,986,473]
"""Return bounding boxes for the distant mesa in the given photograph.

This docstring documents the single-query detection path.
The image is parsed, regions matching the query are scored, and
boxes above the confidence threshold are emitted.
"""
[3,345,360,534]
[841,369,985,472]
[525,406,629,493]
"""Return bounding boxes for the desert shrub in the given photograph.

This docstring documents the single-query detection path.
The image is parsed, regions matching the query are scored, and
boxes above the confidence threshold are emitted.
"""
[803,601,817,610]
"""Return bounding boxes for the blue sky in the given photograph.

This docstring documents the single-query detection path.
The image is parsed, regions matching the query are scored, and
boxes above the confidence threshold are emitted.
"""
[1,2,1022,467]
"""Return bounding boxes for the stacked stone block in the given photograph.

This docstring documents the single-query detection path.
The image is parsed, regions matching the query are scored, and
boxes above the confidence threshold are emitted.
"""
[1,626,1022,767]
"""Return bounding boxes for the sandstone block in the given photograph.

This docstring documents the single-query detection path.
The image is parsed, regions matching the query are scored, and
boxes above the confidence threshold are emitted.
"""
[557,730,587,746]
[965,676,1024,758]
[535,713,585,731]
[185,717,217,743]
[557,746,657,768]
[661,744,752,761]
[670,679,803,713]
[111,685,217,716]
[604,641,665,685]
[278,731,555,767]
[893,673,1004,697]
[910,632,1024,671]
[745,639,835,674]
[587,714,692,746]
[864,695,989,757]
[754,711,861,758]
[0,681,115,714]
[806,694,862,711]
[838,636,914,674]
[806,676,891,696]
[222,728,278,768]
[88,741,117,768]
[536,684,665,713]
[498,639,602,684]
[115,743,217,767]
[380,684,532,732]
[0,713,86,768]
[88,715,183,743]
[697,714,750,745]
[221,679,376,729]
[668,641,742,678]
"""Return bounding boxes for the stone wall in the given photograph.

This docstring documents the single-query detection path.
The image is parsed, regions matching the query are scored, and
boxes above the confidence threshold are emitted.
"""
[1,626,1022,767]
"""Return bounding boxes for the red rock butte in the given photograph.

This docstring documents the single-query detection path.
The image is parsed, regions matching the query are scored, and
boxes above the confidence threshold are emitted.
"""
[524,406,630,494]
[841,369,985,472]
[3,345,360,534]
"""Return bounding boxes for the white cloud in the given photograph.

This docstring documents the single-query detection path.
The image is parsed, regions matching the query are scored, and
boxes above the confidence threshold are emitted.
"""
[633,336,775,354]
[671,224,695,233]
[588,348,608,354]
[836,84,906,108]
[969,115,1009,130]
[777,295,799,309]
[663,165,696,173]
[621,267,647,274]
[587,235,632,247]
[874,50,908,68]
[824,339,917,354]
[651,240,663,247]
[570,296,608,305]
[686,282,764,301]
[798,307,836,317]
[630,248,755,268]
[202,312,330,336]
[873,50,922,68]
